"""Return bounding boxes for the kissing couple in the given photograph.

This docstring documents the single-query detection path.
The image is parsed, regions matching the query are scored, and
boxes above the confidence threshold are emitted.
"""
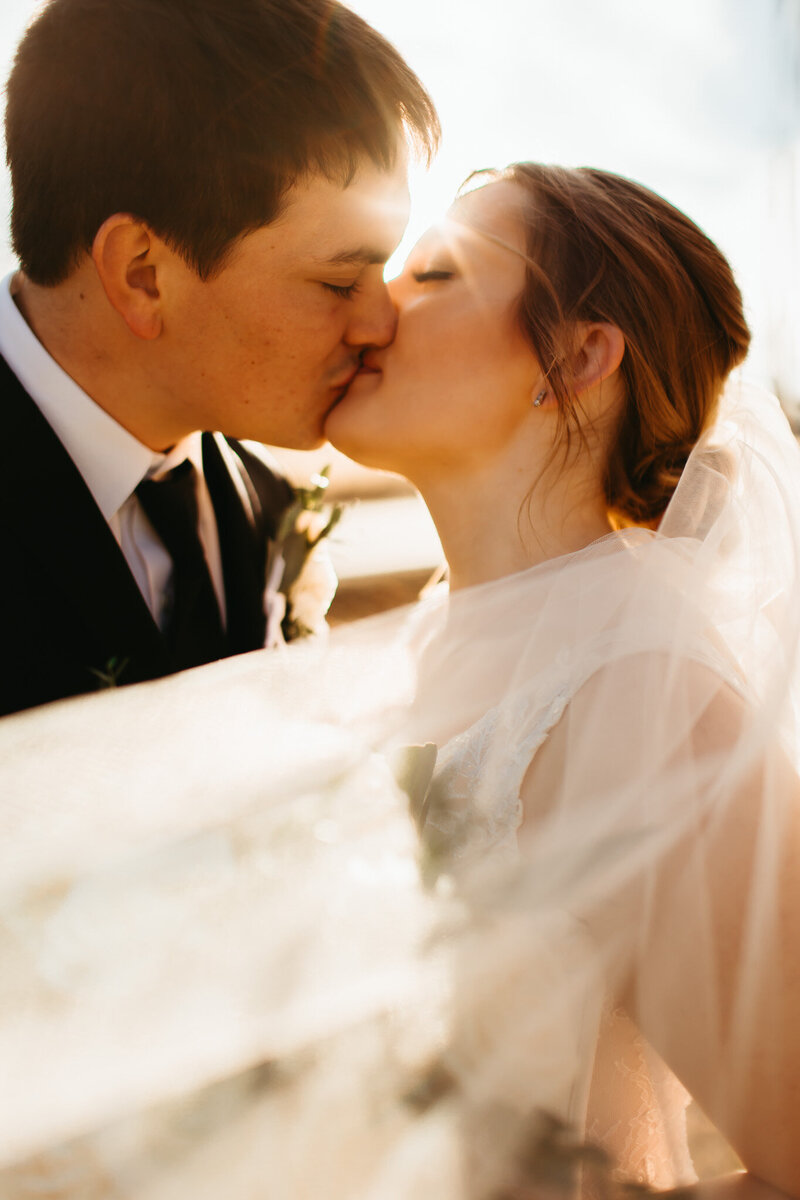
[1,1,800,1198]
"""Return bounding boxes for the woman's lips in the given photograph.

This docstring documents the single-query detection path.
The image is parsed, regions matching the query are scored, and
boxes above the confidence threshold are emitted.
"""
[329,359,382,399]
[327,363,382,411]
[352,362,383,383]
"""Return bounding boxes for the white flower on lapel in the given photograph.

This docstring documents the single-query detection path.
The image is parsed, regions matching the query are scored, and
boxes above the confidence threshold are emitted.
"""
[286,543,338,638]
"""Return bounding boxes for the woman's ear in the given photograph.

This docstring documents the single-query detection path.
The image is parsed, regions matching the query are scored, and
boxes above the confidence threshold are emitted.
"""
[91,215,163,340]
[571,322,625,396]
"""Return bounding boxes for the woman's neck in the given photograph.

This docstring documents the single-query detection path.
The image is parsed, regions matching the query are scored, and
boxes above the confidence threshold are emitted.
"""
[414,458,615,591]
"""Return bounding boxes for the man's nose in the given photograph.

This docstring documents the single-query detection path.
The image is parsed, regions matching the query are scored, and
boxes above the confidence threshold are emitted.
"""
[344,280,398,349]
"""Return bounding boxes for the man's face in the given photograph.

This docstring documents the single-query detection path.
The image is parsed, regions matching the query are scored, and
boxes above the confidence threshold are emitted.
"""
[158,155,410,448]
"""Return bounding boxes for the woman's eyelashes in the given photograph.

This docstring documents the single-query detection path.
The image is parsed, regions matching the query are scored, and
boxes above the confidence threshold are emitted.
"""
[412,268,455,284]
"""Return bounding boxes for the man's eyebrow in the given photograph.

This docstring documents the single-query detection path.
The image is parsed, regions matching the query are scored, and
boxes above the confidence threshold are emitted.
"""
[315,246,389,267]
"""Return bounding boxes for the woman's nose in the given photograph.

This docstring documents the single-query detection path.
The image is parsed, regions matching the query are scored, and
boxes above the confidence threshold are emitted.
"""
[386,272,407,308]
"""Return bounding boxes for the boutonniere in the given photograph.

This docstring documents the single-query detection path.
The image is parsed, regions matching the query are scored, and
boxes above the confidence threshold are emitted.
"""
[89,655,130,690]
[265,468,343,646]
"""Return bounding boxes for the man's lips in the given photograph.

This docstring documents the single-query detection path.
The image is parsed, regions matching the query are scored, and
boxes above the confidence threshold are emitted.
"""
[329,365,361,391]
[329,359,383,397]
[352,353,384,381]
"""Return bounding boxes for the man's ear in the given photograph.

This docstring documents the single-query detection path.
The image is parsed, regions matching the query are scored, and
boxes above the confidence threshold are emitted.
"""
[571,322,625,397]
[92,215,163,340]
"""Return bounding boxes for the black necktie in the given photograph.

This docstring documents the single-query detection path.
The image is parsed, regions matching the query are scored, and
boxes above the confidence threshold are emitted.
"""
[135,459,226,670]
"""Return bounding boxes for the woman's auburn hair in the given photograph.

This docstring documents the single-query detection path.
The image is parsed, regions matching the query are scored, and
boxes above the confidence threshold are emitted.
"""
[501,163,751,526]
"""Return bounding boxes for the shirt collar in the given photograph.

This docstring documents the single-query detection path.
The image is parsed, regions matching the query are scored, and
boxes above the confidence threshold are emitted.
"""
[0,271,203,517]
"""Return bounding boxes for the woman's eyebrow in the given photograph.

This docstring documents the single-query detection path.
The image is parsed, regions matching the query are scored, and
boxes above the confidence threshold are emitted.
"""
[451,219,529,264]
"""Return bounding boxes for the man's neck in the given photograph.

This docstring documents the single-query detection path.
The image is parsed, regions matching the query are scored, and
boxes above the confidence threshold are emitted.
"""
[14,269,182,452]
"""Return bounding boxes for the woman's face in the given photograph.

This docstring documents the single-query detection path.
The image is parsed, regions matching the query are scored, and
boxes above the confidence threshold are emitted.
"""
[324,179,541,477]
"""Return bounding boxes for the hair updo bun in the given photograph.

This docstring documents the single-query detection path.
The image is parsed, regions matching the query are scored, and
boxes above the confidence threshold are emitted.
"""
[499,164,751,525]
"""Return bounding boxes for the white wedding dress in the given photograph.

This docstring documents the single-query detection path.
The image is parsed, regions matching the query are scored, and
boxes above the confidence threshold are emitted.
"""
[431,662,711,1191]
[0,380,798,1198]
[428,594,755,1194]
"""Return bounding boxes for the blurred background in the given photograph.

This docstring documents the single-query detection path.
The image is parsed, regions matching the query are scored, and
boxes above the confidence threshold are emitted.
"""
[0,0,797,618]
[356,0,800,409]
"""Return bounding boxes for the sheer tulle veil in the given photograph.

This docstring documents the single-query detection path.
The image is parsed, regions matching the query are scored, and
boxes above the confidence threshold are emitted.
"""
[1,377,799,1196]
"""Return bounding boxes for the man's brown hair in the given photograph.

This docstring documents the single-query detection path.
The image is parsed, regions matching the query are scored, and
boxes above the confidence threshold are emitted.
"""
[6,0,440,285]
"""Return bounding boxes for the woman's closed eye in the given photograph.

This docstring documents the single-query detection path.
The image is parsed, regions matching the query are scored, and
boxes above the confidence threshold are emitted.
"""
[412,269,454,284]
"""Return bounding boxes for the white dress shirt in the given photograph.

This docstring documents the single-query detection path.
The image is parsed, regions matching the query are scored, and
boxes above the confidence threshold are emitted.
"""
[0,271,227,629]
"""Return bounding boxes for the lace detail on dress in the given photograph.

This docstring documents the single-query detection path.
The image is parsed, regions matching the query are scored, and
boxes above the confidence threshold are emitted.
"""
[586,1006,695,1190]
[426,651,580,869]
[427,627,748,874]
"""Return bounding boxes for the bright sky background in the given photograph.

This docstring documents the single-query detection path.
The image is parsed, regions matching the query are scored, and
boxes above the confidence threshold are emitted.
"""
[0,1,797,400]
[347,0,800,404]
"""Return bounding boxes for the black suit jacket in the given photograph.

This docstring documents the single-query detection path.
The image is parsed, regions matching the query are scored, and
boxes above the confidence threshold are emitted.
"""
[0,354,293,716]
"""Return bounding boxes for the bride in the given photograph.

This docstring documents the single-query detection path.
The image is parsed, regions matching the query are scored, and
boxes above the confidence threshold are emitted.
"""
[1,165,800,1199]
[324,163,800,1193]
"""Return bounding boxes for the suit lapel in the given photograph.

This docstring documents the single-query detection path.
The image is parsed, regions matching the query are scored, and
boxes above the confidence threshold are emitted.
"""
[202,432,268,654]
[0,356,170,684]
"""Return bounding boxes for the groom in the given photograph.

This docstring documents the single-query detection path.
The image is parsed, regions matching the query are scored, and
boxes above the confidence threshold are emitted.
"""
[0,0,438,717]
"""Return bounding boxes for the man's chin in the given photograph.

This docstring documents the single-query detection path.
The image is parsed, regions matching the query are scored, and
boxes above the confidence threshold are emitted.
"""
[302,431,329,451]
[261,406,334,452]
[271,429,328,452]
[243,390,349,451]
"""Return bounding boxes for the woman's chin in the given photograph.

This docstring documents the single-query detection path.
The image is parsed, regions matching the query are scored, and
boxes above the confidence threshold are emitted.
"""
[327,427,391,470]
[324,385,389,467]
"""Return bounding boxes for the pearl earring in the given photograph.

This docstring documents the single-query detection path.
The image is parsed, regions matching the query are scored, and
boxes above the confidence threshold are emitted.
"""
[533,390,546,408]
